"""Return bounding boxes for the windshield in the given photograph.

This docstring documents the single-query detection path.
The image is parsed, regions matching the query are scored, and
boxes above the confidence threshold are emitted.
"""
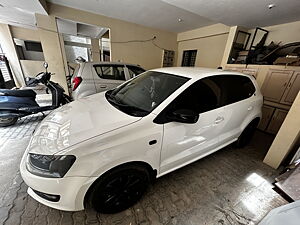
[105,71,189,117]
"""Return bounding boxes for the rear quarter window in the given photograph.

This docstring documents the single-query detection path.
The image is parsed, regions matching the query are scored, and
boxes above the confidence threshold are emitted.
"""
[210,75,256,106]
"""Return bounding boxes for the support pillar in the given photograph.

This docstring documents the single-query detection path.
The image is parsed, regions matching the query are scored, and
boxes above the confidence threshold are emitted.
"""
[35,14,68,92]
[91,38,101,62]
[263,91,300,168]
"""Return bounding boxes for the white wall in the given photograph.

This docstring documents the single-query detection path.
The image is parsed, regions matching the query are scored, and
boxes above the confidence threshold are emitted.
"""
[10,26,40,42]
[177,24,230,68]
[14,39,45,61]
[20,60,44,77]
[48,3,178,70]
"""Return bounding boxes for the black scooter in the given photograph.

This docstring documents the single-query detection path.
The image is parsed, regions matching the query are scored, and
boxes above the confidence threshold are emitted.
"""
[0,62,72,127]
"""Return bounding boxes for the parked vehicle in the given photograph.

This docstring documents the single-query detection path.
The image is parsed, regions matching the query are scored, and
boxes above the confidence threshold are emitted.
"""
[0,62,71,127]
[71,61,145,99]
[258,200,300,225]
[20,67,262,213]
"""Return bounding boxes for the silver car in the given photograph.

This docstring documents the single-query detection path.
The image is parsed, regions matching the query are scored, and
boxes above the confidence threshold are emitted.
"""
[71,62,145,99]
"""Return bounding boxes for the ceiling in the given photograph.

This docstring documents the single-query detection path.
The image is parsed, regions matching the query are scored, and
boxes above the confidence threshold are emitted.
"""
[0,0,300,33]
[47,0,215,33]
[163,0,300,28]
[0,0,47,29]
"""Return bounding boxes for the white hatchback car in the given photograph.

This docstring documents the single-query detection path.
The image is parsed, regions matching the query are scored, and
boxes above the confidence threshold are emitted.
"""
[71,62,145,99]
[20,67,262,213]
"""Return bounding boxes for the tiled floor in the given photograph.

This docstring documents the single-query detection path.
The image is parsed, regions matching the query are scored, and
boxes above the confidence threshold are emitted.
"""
[0,115,287,225]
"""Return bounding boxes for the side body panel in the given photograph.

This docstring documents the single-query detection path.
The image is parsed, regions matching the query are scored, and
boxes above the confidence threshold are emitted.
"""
[218,75,263,145]
[57,115,163,178]
[219,94,262,145]
[160,107,224,174]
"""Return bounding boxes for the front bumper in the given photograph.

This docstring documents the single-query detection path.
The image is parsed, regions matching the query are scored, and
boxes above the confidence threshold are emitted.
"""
[20,154,97,211]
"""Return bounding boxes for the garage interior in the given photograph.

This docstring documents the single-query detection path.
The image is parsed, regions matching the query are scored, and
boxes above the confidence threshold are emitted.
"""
[0,0,300,224]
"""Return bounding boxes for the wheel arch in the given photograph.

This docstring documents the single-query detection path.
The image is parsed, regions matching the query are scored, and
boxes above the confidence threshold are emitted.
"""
[244,116,261,129]
[250,116,260,126]
[241,116,261,133]
[236,116,261,147]
[83,160,157,208]
[241,113,261,132]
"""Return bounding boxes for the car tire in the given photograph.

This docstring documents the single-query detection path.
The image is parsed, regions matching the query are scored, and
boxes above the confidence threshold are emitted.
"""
[87,164,150,213]
[236,119,259,148]
[0,117,18,127]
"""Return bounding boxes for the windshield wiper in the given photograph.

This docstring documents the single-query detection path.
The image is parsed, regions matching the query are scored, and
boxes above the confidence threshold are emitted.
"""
[113,100,148,113]
[105,91,148,113]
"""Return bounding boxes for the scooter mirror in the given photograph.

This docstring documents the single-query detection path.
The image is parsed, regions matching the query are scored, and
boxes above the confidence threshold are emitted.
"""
[43,62,48,69]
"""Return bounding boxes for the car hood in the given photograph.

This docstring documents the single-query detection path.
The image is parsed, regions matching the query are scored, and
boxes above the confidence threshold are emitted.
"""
[28,92,141,155]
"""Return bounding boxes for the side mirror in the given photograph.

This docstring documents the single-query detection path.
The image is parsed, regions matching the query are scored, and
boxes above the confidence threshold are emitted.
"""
[168,109,199,124]
[43,62,48,69]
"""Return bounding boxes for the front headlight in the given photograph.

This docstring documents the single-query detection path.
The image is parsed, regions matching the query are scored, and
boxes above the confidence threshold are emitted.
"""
[27,153,76,178]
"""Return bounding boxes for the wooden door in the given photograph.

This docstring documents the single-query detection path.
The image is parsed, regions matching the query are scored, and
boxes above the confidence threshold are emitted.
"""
[281,72,300,105]
[261,69,294,103]
[258,105,275,131]
[266,109,288,134]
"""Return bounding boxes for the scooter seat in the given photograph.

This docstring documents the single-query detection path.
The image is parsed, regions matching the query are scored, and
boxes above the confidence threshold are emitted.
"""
[0,89,36,98]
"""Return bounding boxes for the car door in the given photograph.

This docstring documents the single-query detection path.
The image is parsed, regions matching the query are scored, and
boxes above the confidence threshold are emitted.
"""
[159,78,226,174]
[210,75,257,145]
[93,64,126,92]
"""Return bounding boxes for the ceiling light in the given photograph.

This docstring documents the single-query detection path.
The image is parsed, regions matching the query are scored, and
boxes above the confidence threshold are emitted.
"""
[268,4,276,9]
[178,18,183,22]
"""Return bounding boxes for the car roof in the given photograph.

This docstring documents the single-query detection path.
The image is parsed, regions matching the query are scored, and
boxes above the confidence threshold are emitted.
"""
[83,61,143,67]
[150,67,251,79]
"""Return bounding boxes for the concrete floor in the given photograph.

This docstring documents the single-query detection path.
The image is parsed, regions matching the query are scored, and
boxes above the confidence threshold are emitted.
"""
[0,115,287,225]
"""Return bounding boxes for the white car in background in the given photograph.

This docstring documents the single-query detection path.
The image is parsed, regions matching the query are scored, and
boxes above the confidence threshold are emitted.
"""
[20,67,262,214]
[71,62,145,99]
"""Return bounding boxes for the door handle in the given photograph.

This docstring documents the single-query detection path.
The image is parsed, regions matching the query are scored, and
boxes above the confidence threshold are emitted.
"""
[100,85,107,88]
[248,106,253,111]
[215,117,224,124]
[149,140,157,145]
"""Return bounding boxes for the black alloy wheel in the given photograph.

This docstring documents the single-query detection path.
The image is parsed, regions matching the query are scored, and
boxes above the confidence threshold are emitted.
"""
[88,165,150,213]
